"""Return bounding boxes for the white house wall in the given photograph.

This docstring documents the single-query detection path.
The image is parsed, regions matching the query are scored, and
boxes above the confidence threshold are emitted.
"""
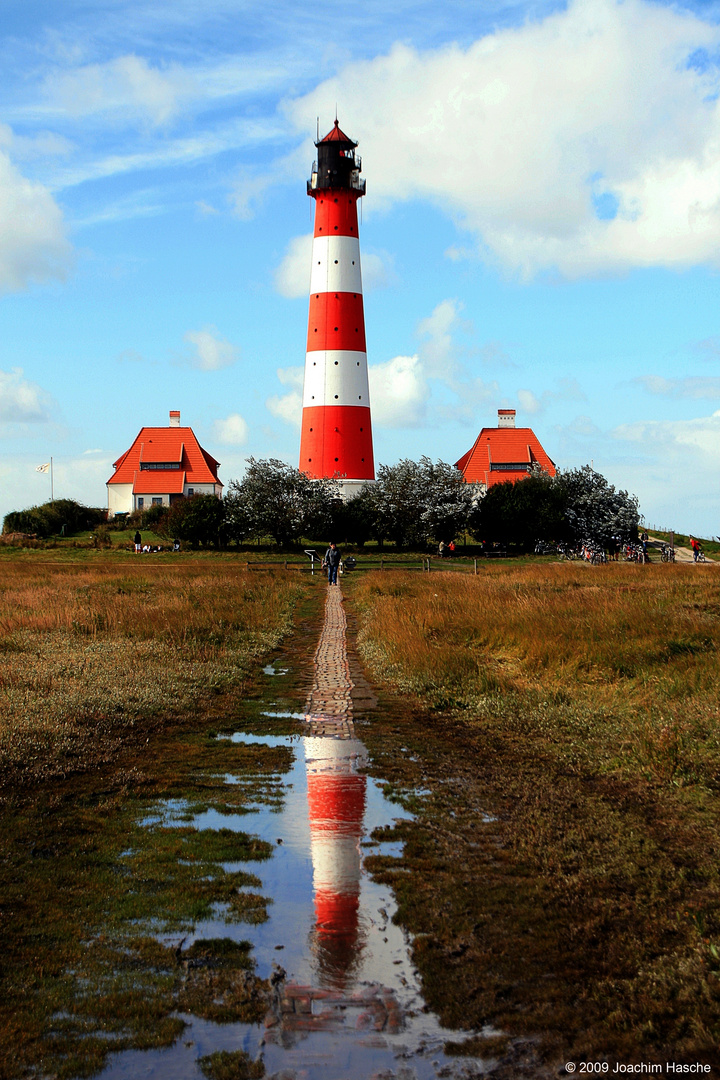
[107,483,133,517]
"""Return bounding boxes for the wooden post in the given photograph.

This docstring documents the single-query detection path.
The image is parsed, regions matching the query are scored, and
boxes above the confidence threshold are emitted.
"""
[284,560,288,570]
[381,558,384,572]
[474,558,477,575]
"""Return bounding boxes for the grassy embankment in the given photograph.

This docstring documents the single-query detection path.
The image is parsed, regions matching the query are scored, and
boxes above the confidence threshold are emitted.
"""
[349,563,720,1071]
[0,561,311,1079]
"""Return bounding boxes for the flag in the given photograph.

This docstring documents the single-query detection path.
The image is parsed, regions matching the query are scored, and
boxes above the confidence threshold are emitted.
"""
[36,463,50,473]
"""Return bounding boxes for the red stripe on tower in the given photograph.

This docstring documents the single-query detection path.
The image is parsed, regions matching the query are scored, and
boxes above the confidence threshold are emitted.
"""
[299,120,375,499]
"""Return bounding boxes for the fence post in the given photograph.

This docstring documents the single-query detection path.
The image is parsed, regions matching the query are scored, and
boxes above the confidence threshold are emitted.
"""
[381,558,384,572]
[474,558,477,575]
[284,560,288,571]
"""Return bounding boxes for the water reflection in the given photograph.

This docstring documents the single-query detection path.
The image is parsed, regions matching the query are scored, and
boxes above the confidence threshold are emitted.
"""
[305,737,368,991]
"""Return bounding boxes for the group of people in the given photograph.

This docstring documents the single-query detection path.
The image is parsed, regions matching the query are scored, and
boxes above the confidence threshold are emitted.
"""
[133,531,180,554]
[438,540,456,558]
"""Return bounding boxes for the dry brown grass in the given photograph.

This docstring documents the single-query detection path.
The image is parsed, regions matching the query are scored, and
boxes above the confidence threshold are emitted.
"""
[0,561,305,785]
[353,563,720,787]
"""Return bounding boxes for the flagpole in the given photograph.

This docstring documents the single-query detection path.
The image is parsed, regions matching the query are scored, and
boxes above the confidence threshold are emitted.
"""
[51,457,54,503]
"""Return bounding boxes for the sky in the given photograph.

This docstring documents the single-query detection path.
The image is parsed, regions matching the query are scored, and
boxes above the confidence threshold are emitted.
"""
[1,0,720,536]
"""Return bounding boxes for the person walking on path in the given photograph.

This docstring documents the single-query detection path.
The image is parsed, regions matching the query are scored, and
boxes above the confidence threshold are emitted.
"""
[691,537,702,563]
[323,542,341,586]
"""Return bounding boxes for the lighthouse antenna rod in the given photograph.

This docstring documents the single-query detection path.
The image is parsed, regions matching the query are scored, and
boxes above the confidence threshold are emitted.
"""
[316,116,319,142]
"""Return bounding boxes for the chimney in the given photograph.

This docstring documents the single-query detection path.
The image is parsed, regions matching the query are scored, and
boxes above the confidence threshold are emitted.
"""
[169,410,180,427]
[498,409,516,429]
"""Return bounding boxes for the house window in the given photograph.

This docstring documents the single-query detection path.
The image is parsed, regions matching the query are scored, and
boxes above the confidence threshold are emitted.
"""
[139,462,181,470]
[151,498,162,506]
[137,497,144,509]
[187,488,194,496]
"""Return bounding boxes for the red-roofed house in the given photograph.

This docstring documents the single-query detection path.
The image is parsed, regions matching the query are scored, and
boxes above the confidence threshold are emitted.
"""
[107,410,222,517]
[455,410,556,490]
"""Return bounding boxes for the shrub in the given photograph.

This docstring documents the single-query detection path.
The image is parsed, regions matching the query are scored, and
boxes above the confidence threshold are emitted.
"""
[3,499,106,538]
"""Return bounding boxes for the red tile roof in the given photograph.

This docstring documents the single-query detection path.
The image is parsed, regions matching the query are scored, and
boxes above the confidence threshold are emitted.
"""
[455,427,556,487]
[108,426,221,492]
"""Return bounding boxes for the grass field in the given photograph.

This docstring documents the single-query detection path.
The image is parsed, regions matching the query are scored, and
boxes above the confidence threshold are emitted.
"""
[0,560,306,787]
[348,563,720,1069]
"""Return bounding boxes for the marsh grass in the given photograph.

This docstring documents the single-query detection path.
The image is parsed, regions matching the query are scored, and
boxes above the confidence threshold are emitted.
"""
[348,565,720,1068]
[0,721,297,1078]
[354,564,720,787]
[0,562,305,787]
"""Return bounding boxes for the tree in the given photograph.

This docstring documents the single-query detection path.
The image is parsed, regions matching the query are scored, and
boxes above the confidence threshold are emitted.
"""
[470,470,567,549]
[555,466,639,546]
[159,494,225,548]
[371,458,476,548]
[470,465,640,550]
[224,459,339,546]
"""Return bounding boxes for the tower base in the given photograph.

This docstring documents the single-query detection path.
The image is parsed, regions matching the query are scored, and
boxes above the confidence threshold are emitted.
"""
[334,478,376,502]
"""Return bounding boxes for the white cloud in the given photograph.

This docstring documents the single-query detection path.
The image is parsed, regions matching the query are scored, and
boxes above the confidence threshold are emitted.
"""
[274,234,312,299]
[214,413,249,446]
[610,411,720,534]
[46,55,189,126]
[369,354,429,427]
[518,379,586,415]
[417,298,464,379]
[635,376,720,399]
[0,150,72,292]
[266,366,304,428]
[229,169,273,221]
[614,410,720,458]
[0,368,52,424]
[285,0,720,278]
[184,326,239,371]
[0,123,73,160]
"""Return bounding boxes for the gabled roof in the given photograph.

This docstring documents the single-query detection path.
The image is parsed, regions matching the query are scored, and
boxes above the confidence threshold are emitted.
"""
[108,426,221,490]
[455,426,556,487]
[317,119,356,146]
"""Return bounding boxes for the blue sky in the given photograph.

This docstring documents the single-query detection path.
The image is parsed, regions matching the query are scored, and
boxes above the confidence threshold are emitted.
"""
[1,0,720,535]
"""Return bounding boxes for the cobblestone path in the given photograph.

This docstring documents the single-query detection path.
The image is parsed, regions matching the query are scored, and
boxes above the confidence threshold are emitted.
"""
[304,584,356,739]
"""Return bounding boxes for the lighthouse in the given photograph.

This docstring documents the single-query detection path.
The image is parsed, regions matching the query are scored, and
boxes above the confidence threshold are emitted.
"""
[299,121,375,499]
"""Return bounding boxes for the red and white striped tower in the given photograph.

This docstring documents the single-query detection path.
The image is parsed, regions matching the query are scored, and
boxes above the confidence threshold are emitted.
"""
[299,121,375,499]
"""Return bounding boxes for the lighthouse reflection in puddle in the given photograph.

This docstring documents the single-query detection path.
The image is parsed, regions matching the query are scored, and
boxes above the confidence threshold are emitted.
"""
[304,735,368,990]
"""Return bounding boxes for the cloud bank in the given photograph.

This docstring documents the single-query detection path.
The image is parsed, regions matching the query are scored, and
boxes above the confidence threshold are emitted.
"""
[286,0,720,278]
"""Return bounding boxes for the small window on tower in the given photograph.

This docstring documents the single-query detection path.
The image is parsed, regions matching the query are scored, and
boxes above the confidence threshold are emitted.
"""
[335,457,339,461]
[334,395,338,399]
[334,361,338,365]
[334,260,338,264]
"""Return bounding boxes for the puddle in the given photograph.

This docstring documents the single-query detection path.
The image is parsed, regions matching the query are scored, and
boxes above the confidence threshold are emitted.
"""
[99,728,491,1079]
